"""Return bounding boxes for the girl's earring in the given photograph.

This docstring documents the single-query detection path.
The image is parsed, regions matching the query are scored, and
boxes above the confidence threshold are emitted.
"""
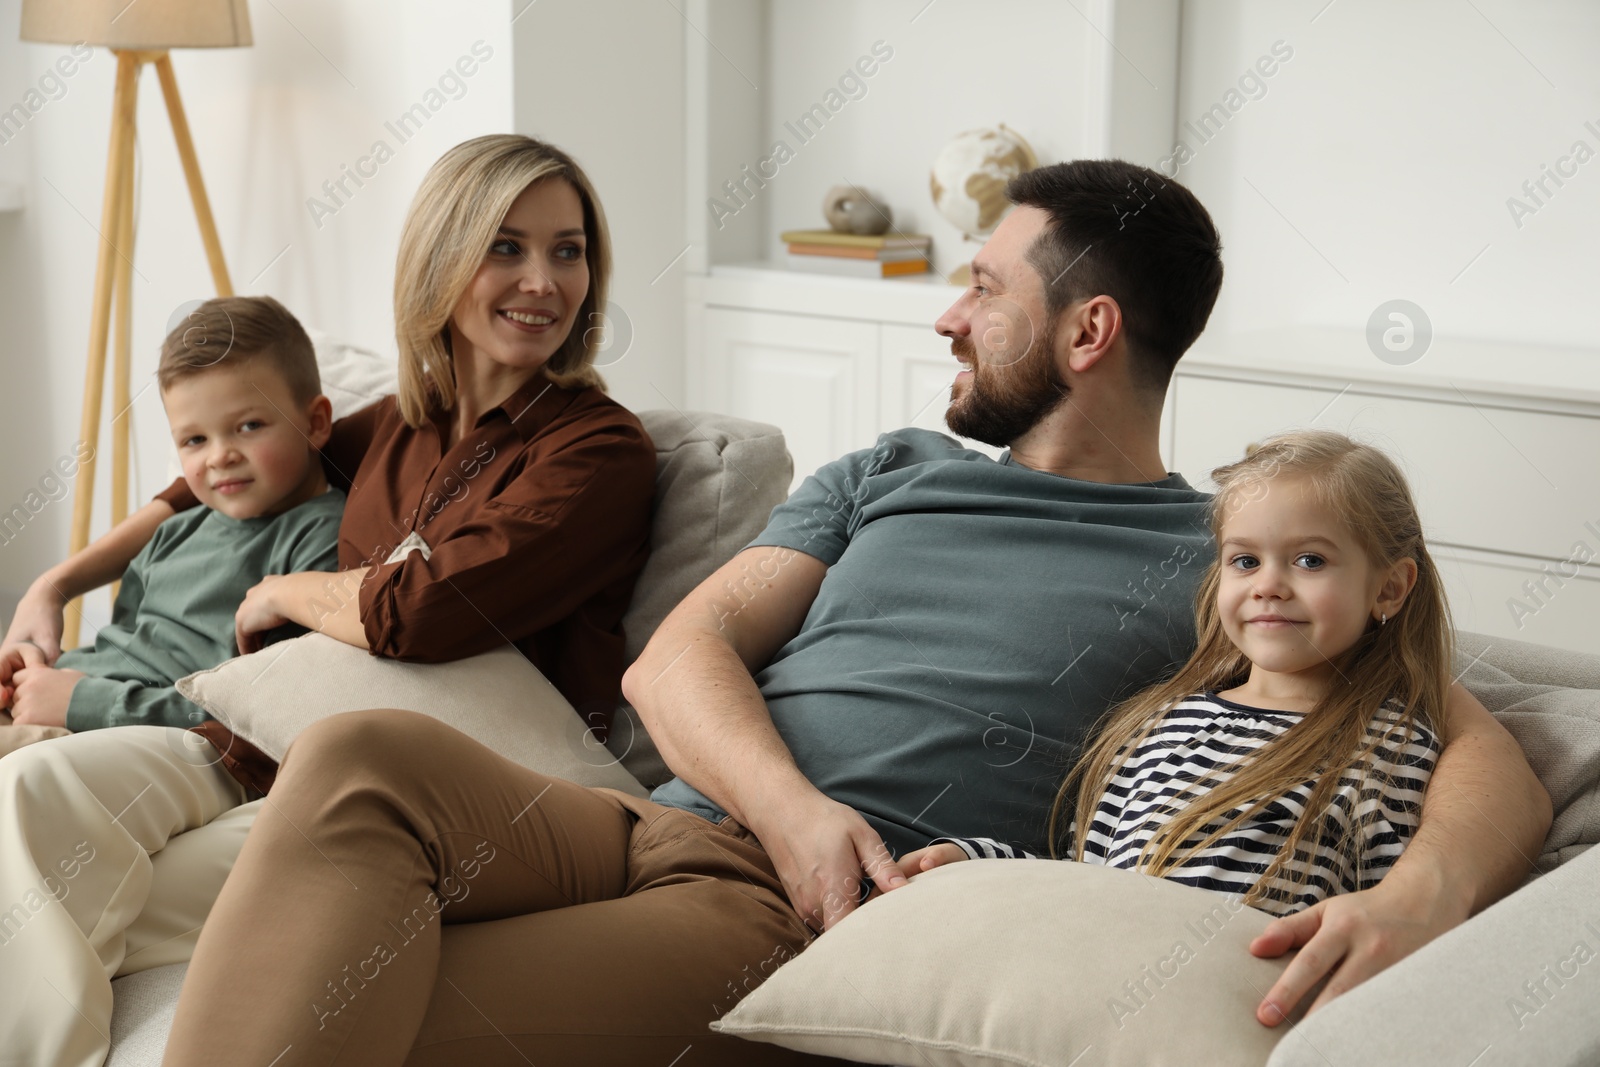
[1380,612,1387,626]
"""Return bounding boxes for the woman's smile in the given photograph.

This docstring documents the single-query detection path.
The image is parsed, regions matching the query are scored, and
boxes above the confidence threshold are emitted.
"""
[449,177,589,377]
[499,307,559,331]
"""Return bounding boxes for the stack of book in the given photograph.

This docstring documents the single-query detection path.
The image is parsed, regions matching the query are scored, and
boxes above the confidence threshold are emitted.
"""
[780,229,931,278]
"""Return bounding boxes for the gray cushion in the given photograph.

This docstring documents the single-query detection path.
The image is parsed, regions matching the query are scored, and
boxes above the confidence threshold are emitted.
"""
[106,964,186,1067]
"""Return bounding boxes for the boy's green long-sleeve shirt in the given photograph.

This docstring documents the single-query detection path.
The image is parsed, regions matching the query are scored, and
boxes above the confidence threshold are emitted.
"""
[59,489,345,732]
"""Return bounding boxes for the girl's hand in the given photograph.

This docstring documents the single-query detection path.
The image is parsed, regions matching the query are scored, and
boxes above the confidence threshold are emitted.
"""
[10,665,85,727]
[234,576,292,654]
[857,842,969,907]
[894,842,971,880]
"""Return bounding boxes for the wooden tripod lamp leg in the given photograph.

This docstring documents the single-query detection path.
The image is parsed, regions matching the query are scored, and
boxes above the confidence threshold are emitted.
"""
[64,51,140,652]
[63,52,235,648]
[154,55,233,296]
[108,94,139,604]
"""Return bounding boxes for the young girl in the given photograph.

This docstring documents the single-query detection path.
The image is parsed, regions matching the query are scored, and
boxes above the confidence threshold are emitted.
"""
[903,429,1449,917]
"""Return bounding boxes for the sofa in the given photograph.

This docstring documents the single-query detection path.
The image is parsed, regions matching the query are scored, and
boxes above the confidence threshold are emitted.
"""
[103,337,1600,1065]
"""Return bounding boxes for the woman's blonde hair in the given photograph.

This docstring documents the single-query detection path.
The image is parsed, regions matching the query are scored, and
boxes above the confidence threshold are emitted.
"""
[392,134,612,427]
[1049,429,1451,908]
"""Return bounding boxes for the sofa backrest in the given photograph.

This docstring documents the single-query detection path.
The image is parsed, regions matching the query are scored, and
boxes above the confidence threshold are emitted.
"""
[1453,630,1600,873]
[1455,629,1600,691]
[609,411,793,787]
[622,411,794,664]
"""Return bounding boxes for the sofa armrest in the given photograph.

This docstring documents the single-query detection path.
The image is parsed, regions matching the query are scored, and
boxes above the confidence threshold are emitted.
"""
[1266,842,1600,1066]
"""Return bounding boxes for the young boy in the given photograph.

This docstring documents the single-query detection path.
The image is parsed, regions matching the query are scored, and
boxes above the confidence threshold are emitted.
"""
[0,295,343,752]
[0,296,342,1067]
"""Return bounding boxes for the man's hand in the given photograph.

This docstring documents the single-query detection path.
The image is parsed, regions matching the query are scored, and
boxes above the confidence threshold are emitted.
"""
[10,664,86,727]
[750,789,908,933]
[2,580,69,669]
[235,576,292,654]
[1247,861,1470,1025]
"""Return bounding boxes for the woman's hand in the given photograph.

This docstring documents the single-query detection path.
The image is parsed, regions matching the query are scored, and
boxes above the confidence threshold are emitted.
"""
[234,576,293,654]
[1247,867,1466,1025]
[2,579,69,667]
[234,570,369,653]
[9,664,86,727]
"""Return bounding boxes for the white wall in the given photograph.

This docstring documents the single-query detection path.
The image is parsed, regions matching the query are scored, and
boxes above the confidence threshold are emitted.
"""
[0,0,513,626]
[725,0,1097,279]
[510,0,688,416]
[701,0,1599,350]
[1173,0,1600,351]
[0,7,52,617]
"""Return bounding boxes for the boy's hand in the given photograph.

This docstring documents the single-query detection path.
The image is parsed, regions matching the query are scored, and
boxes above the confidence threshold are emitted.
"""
[235,577,291,655]
[10,664,85,727]
[3,580,69,666]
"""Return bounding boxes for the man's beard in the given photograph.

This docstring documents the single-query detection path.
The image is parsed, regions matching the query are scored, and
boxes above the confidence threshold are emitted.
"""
[945,318,1070,448]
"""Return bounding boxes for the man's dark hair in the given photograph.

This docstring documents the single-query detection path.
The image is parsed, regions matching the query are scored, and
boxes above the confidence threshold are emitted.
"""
[1005,160,1223,394]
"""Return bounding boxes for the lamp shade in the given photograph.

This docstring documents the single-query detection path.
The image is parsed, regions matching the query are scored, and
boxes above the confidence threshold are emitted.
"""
[21,0,252,49]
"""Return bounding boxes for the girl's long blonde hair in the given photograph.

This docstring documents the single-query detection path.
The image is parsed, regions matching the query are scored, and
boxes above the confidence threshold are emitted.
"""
[1049,430,1451,907]
[392,134,613,427]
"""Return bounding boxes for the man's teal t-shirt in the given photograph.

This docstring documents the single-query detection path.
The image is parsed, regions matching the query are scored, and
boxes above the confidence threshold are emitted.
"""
[650,428,1215,857]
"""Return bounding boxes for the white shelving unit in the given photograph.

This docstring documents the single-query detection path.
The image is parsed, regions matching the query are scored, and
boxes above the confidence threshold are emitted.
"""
[692,261,990,488]
[683,0,1181,480]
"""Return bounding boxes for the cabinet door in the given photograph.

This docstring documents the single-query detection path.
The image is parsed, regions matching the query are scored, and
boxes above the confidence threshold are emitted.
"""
[703,309,879,493]
[1171,374,1600,561]
[879,323,1003,460]
[1170,372,1600,654]
[1434,548,1600,656]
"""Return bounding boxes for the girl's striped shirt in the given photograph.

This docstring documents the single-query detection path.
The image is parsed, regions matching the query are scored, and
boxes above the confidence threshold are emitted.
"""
[935,691,1440,916]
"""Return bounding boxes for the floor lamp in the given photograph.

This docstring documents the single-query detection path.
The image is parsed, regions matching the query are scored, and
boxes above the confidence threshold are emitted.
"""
[20,1,252,649]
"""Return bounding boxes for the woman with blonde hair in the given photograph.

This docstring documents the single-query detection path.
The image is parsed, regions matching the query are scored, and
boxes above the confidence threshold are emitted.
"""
[0,134,656,1066]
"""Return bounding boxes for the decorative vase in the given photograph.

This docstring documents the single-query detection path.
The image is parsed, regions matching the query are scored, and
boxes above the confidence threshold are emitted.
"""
[822,185,893,235]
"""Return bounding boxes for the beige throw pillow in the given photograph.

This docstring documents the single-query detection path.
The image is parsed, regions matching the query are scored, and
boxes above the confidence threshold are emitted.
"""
[176,633,648,796]
[713,859,1309,1067]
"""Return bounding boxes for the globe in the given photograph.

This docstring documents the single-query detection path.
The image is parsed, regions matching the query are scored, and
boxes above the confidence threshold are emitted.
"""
[929,124,1039,240]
